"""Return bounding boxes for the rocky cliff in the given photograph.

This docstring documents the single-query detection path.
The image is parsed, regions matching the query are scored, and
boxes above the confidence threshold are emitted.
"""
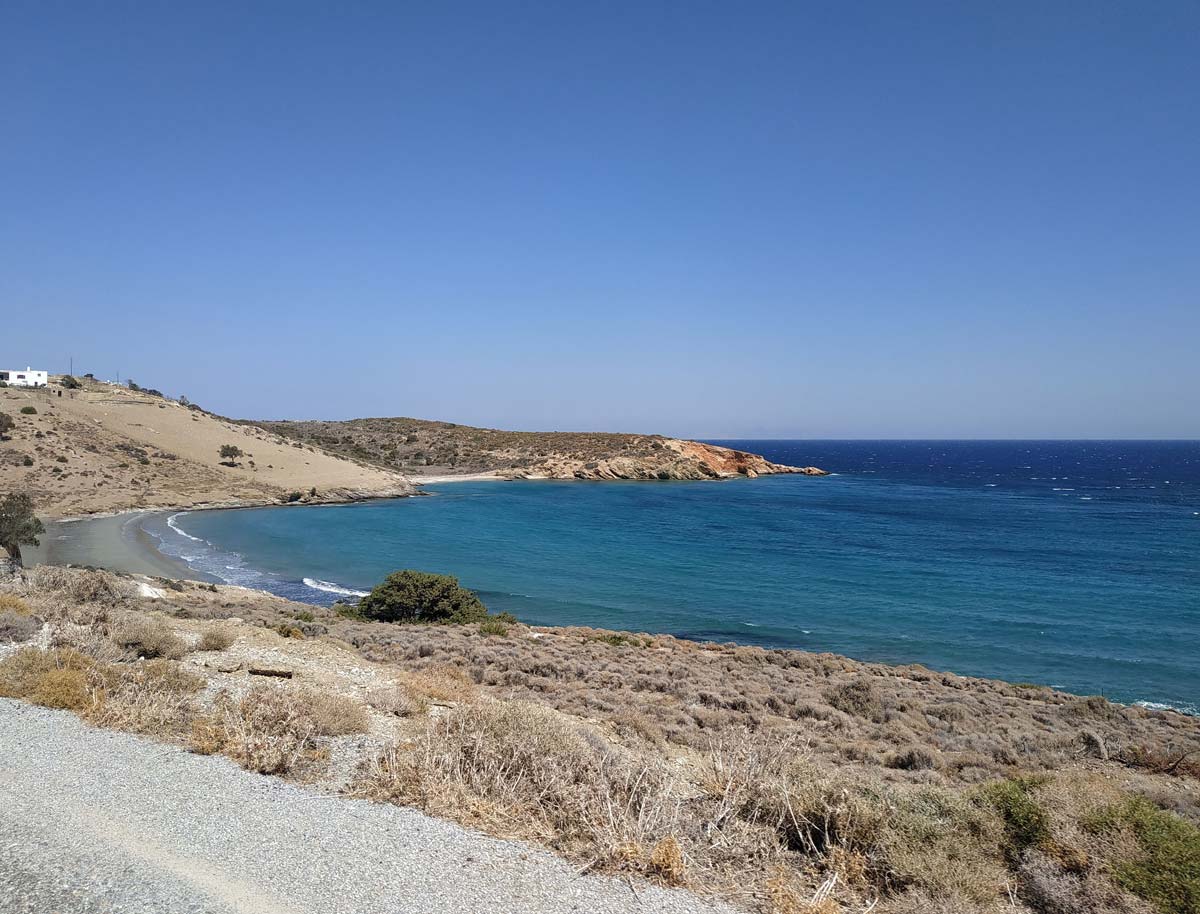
[500,438,828,480]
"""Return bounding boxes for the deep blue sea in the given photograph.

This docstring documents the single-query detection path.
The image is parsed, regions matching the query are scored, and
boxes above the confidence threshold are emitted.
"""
[142,441,1200,713]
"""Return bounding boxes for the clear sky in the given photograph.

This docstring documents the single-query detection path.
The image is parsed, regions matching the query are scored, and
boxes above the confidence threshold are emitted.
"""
[2,2,1197,438]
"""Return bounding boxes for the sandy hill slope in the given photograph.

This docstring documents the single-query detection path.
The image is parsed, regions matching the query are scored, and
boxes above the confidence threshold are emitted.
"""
[253,416,828,480]
[0,379,412,517]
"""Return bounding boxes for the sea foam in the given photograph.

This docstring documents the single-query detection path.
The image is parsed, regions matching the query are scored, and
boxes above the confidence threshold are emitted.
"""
[303,578,369,598]
[167,513,205,542]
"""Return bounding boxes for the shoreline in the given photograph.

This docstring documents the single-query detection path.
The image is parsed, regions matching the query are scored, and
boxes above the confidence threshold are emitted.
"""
[22,503,1200,718]
[26,512,220,582]
[410,471,503,485]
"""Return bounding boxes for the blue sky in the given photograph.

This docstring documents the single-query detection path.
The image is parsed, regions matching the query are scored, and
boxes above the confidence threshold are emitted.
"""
[2,2,1197,437]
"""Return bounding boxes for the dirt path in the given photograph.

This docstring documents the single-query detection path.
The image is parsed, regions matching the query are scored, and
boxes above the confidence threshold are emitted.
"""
[0,699,736,914]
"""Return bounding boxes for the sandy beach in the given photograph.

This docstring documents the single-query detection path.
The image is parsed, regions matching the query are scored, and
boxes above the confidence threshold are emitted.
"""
[24,513,217,582]
[408,471,503,485]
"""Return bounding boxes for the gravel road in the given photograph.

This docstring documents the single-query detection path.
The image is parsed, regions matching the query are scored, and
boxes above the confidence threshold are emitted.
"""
[0,700,737,914]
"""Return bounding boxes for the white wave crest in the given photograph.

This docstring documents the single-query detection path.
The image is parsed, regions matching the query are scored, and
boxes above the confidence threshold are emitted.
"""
[167,513,204,542]
[1135,699,1199,717]
[303,577,369,598]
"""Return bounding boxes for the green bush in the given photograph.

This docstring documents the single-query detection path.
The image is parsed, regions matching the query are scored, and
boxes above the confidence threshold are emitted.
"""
[333,601,364,621]
[19,406,37,415]
[358,570,488,625]
[980,777,1051,862]
[1086,796,1200,914]
[60,375,81,390]
[478,616,510,637]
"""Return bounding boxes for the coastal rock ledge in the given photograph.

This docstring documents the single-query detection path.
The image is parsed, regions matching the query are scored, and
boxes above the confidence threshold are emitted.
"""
[499,438,828,481]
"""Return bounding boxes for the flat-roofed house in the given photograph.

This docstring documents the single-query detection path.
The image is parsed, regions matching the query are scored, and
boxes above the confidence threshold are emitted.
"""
[0,367,48,387]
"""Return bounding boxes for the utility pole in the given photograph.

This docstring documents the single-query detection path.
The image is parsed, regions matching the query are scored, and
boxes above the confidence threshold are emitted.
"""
[69,355,73,376]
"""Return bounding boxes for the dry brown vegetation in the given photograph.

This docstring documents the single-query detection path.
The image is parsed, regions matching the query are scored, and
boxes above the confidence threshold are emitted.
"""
[2,565,1199,914]
[254,416,682,474]
[252,416,810,480]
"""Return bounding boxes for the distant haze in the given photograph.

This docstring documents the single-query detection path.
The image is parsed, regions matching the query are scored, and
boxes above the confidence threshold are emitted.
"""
[3,4,1197,438]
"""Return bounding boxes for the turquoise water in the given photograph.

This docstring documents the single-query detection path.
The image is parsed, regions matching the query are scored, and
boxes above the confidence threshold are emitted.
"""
[143,441,1200,712]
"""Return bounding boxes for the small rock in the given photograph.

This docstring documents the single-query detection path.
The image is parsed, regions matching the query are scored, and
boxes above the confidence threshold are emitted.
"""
[248,666,294,678]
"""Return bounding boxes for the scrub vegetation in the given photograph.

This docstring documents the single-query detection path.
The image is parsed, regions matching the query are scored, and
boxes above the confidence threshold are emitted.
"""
[253,416,676,473]
[2,564,1198,914]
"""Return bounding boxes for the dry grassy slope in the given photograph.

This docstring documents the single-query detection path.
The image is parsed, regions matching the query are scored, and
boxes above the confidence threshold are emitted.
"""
[0,379,412,518]
[253,416,827,480]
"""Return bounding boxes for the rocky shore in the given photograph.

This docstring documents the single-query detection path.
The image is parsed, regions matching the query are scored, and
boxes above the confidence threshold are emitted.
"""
[498,438,827,480]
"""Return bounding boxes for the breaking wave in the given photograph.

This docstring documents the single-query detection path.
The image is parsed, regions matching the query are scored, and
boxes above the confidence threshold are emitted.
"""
[303,578,369,598]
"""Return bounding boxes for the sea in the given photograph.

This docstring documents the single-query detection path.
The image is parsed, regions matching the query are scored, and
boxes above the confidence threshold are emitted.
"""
[138,440,1200,713]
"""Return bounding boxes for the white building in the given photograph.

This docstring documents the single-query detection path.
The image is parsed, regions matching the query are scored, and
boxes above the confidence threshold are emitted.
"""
[0,368,48,387]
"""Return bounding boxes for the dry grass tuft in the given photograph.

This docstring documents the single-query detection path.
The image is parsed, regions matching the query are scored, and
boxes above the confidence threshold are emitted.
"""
[26,566,133,607]
[112,617,187,660]
[197,625,236,652]
[400,664,477,703]
[647,835,686,885]
[824,677,883,721]
[90,659,205,736]
[366,683,428,718]
[358,699,678,857]
[0,609,42,643]
[196,685,368,777]
[29,666,92,710]
[0,593,32,615]
[0,647,101,712]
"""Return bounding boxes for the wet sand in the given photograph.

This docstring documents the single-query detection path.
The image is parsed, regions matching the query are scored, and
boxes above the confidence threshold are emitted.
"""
[25,512,219,582]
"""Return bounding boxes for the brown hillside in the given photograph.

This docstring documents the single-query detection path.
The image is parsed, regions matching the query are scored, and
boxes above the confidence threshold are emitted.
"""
[0,378,412,518]
[253,416,827,480]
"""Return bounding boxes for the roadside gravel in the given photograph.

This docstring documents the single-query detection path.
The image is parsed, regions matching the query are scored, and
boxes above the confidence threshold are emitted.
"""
[0,699,738,914]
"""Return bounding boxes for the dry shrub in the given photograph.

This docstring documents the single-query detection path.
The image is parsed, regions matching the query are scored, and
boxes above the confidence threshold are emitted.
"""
[729,750,1006,905]
[367,683,428,717]
[359,699,678,857]
[824,678,883,721]
[887,747,940,771]
[0,594,32,614]
[197,685,368,777]
[612,710,667,749]
[48,618,127,663]
[90,659,205,736]
[26,566,133,607]
[0,609,42,643]
[308,690,370,736]
[1019,850,1154,914]
[647,835,686,885]
[0,647,100,712]
[1119,744,1200,780]
[197,625,236,652]
[762,868,844,914]
[30,667,92,710]
[401,664,477,702]
[112,617,187,660]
